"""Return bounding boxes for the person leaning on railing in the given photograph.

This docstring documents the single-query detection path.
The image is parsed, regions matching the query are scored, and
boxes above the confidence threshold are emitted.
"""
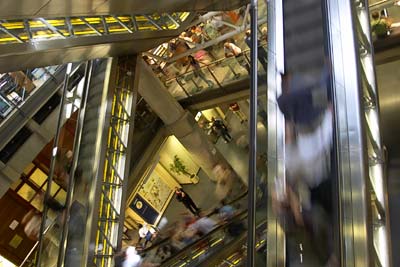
[224,41,250,74]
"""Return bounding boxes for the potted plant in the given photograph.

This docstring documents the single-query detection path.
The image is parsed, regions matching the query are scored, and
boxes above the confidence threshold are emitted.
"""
[169,155,199,184]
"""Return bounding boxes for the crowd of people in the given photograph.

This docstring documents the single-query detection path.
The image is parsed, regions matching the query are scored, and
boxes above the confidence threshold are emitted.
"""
[117,198,246,267]
[141,8,268,92]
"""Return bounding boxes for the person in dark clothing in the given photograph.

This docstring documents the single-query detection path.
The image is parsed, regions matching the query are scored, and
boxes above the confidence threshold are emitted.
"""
[185,55,214,88]
[211,117,232,143]
[175,187,200,216]
[244,30,268,72]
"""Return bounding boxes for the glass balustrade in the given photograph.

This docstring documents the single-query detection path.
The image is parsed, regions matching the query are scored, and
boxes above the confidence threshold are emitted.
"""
[162,46,267,100]
[0,66,60,122]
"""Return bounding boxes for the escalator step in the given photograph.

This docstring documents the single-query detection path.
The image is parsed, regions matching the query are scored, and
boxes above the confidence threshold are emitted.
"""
[284,12,323,34]
[285,30,324,56]
[286,49,325,72]
[284,0,322,17]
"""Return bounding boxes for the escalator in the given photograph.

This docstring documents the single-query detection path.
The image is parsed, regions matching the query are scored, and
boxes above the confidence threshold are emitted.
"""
[266,0,391,266]
[0,64,86,195]
[127,191,266,267]
[135,210,266,267]
[0,12,195,73]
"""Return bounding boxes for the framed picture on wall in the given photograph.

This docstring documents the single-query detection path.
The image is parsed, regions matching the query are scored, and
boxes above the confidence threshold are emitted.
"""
[129,194,159,225]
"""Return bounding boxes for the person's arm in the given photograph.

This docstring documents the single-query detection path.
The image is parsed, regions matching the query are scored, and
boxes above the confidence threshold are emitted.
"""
[224,47,233,58]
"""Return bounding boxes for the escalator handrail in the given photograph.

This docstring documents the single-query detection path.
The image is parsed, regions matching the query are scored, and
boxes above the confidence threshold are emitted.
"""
[18,219,57,267]
[142,190,248,254]
[161,213,267,267]
[159,209,249,266]
[0,63,85,151]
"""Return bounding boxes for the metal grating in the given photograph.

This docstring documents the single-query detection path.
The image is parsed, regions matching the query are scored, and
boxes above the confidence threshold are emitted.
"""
[0,12,190,44]
[93,58,137,267]
[354,0,391,266]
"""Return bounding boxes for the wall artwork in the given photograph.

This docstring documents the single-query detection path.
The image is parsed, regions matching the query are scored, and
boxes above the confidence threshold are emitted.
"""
[137,164,174,213]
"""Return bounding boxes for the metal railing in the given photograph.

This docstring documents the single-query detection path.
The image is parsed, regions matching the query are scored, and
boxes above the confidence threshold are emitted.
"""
[0,66,60,122]
[159,45,267,100]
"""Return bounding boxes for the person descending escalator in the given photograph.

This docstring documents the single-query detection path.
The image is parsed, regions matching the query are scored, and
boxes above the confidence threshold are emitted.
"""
[275,63,338,266]
[114,246,159,267]
[217,200,245,236]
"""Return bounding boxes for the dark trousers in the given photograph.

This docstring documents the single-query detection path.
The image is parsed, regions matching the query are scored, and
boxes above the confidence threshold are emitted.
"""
[258,47,268,72]
[221,130,232,142]
[183,197,200,215]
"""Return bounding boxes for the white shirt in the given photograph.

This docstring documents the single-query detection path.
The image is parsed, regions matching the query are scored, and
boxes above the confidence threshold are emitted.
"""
[138,225,155,238]
[123,247,142,267]
[225,43,242,56]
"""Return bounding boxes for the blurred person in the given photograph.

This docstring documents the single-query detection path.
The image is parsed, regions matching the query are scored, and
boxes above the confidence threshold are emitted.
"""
[212,163,234,201]
[224,41,250,74]
[156,216,168,232]
[21,209,42,241]
[65,201,86,267]
[175,187,201,216]
[211,117,232,143]
[277,65,336,265]
[185,55,214,88]
[180,31,196,49]
[188,212,217,236]
[154,244,172,263]
[371,11,391,39]
[138,223,156,248]
[123,246,141,267]
[217,200,236,222]
[229,102,247,123]
[224,10,241,25]
[217,201,245,236]
[261,26,268,42]
[203,20,220,40]
[115,246,159,267]
[21,192,66,241]
[244,30,268,72]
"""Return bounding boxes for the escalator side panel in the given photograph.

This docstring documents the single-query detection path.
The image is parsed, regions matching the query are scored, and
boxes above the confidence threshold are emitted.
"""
[63,59,112,267]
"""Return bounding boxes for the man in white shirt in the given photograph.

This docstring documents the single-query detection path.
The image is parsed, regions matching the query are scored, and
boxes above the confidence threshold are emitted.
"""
[224,42,250,74]
[138,223,156,247]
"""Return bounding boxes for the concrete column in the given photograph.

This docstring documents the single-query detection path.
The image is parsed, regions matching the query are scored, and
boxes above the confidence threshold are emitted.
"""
[136,58,246,186]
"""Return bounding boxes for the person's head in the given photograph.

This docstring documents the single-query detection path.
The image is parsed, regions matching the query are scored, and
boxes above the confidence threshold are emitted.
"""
[224,42,230,49]
[372,11,380,20]
[280,72,292,94]
[175,187,181,193]
[261,26,268,36]
[245,29,251,37]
